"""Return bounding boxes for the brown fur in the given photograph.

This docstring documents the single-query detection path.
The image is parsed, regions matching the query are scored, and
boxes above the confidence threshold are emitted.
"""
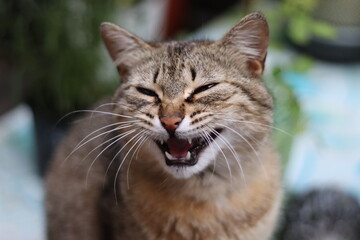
[46,12,282,240]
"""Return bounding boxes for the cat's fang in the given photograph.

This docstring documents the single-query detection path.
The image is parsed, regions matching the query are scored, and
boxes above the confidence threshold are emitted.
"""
[185,151,191,160]
[165,151,172,160]
[188,138,192,144]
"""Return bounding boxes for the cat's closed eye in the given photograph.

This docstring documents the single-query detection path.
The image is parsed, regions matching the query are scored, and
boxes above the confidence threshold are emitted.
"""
[193,83,218,94]
[136,87,159,98]
[186,83,219,102]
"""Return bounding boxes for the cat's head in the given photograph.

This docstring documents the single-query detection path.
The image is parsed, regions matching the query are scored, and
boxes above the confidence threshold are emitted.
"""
[101,12,273,179]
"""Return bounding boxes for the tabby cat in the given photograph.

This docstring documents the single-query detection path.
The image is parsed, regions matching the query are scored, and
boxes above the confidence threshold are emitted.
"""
[46,12,282,240]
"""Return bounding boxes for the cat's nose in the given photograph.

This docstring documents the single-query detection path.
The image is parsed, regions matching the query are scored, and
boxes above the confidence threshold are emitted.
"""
[160,115,183,133]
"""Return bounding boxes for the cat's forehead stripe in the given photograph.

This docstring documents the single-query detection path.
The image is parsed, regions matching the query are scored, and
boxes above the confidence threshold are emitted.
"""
[165,43,188,78]
[158,43,193,98]
[153,68,159,83]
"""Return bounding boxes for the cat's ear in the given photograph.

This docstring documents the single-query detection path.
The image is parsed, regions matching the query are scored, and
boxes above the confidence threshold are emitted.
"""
[100,22,152,76]
[219,12,269,78]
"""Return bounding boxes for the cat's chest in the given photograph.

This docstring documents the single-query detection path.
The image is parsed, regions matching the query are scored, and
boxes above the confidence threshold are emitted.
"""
[113,153,280,240]
[126,196,242,240]
[118,181,274,240]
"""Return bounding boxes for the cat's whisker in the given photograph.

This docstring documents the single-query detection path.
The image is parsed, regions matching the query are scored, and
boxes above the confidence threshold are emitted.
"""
[199,130,217,180]
[242,130,261,148]
[57,110,135,126]
[85,129,137,188]
[218,118,262,147]
[69,114,106,125]
[200,104,210,112]
[74,120,140,151]
[214,115,292,137]
[112,130,148,205]
[62,124,136,168]
[217,123,259,158]
[126,134,150,190]
[207,126,246,184]
[93,103,152,124]
[55,109,136,132]
[123,104,153,116]
[90,102,120,121]
[74,123,135,152]
[80,130,133,168]
[217,123,269,181]
[203,128,233,183]
[94,102,119,111]
[103,129,144,185]
[136,135,151,161]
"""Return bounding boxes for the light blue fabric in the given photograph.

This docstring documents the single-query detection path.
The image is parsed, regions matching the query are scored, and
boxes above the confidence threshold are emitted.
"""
[0,105,45,240]
[284,63,360,200]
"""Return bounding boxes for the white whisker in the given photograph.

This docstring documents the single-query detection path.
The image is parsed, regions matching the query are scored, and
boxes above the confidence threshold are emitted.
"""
[217,123,268,181]
[204,128,233,183]
[207,126,246,184]
[85,129,137,188]
[62,124,135,167]
[103,130,144,184]
[94,102,119,111]
[126,134,149,189]
[80,130,133,167]
[218,116,292,137]
[74,120,139,150]
[112,130,148,205]
[90,103,121,120]
[57,110,135,127]
[199,130,217,179]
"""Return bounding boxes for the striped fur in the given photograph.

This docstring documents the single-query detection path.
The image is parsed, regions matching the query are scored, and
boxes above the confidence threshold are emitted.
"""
[46,12,282,240]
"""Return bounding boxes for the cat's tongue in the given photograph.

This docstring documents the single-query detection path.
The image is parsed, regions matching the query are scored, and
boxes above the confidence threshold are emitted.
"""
[167,137,191,158]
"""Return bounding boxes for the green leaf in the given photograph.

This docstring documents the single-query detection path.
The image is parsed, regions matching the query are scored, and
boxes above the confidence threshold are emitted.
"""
[311,21,337,39]
[288,16,312,45]
[297,0,319,12]
[290,55,314,72]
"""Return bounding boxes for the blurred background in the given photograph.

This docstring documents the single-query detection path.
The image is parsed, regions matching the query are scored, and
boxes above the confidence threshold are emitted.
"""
[1,0,360,239]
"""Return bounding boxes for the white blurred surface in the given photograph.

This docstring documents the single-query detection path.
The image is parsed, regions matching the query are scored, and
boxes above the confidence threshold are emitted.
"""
[0,105,45,240]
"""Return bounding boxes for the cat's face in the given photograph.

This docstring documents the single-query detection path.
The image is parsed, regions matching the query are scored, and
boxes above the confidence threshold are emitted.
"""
[101,13,273,179]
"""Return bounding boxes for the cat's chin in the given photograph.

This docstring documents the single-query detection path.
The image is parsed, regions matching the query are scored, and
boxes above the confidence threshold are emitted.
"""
[161,159,213,179]
[154,129,223,179]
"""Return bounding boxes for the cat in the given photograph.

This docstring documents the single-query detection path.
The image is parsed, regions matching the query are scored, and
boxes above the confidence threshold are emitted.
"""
[46,12,282,240]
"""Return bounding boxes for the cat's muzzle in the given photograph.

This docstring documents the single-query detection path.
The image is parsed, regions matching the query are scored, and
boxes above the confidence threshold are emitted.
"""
[156,129,223,167]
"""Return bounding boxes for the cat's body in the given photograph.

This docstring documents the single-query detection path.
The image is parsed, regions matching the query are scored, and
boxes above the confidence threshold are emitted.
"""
[46,13,282,240]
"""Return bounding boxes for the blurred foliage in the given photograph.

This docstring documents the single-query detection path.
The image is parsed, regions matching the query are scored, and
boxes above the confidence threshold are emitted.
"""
[265,67,305,166]
[0,0,138,116]
[259,0,336,164]
[289,55,314,72]
[267,0,336,45]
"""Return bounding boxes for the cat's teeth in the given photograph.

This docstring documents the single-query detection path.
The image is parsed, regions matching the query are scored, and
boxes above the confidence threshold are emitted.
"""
[160,140,164,145]
[165,151,191,160]
[188,138,192,144]
[165,151,172,159]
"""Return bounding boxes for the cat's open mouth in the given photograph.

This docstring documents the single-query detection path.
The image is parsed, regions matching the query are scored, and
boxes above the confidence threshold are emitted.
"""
[156,129,223,167]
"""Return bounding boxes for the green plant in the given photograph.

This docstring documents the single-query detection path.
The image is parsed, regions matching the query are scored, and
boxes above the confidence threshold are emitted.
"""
[267,0,336,45]
[265,67,305,166]
[0,0,133,116]
[259,0,336,164]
